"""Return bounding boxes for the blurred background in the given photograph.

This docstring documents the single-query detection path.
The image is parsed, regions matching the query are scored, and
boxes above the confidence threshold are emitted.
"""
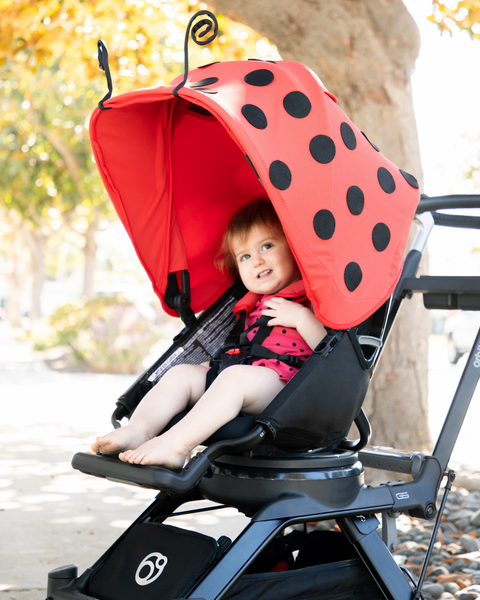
[0,0,479,376]
[0,0,283,375]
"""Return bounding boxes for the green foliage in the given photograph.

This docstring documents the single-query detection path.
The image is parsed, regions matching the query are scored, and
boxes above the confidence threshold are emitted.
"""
[47,295,160,373]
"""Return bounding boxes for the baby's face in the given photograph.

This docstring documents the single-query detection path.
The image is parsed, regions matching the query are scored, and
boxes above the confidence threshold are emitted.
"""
[231,224,301,295]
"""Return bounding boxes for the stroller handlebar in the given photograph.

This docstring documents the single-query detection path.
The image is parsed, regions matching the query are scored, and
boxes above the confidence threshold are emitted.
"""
[417,193,480,214]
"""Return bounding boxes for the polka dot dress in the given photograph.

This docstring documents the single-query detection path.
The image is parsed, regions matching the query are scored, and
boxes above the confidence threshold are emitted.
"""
[232,281,312,383]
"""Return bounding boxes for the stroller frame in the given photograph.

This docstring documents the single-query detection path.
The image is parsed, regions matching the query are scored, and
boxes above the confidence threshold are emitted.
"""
[48,194,480,600]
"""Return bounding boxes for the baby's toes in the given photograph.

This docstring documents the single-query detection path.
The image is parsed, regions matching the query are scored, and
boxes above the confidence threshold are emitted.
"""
[118,450,132,462]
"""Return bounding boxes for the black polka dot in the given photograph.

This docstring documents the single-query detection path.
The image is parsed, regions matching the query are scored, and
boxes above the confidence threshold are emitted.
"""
[346,186,364,216]
[241,104,267,129]
[282,330,287,334]
[276,343,280,346]
[362,132,380,152]
[276,361,280,364]
[400,169,419,189]
[292,343,297,347]
[244,69,274,86]
[310,135,336,164]
[344,263,363,292]
[190,77,219,88]
[283,91,311,118]
[289,368,293,371]
[340,122,356,150]
[300,349,304,352]
[378,167,396,194]
[269,160,291,190]
[313,210,335,240]
[372,223,391,252]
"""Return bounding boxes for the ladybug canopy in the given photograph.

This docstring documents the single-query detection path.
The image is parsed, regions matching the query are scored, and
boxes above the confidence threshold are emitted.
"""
[89,59,419,329]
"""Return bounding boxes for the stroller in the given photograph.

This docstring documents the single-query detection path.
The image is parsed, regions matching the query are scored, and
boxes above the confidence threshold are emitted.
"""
[47,12,480,600]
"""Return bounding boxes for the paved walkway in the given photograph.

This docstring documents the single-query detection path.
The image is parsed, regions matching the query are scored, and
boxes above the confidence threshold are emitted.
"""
[0,323,248,599]
[0,322,478,599]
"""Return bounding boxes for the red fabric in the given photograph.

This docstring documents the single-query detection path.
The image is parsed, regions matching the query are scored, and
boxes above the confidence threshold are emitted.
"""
[233,281,312,382]
[269,560,289,573]
[90,60,419,328]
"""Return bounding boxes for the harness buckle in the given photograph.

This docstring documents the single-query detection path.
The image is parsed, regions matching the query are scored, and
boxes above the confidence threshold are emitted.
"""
[226,348,241,355]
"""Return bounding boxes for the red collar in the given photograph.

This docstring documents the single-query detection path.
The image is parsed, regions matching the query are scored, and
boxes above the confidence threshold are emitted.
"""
[233,280,307,315]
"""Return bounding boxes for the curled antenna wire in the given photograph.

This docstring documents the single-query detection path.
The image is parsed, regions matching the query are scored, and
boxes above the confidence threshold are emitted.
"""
[97,39,113,110]
[173,10,219,98]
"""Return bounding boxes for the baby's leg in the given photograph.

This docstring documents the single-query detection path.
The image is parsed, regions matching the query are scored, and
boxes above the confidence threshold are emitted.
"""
[120,365,285,467]
[91,364,208,455]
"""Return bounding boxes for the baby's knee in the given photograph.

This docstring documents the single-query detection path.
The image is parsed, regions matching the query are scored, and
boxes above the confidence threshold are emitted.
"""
[216,364,251,383]
[163,363,207,382]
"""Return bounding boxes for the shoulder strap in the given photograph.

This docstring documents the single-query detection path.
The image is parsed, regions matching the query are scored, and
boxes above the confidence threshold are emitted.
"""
[238,314,272,347]
[220,311,247,352]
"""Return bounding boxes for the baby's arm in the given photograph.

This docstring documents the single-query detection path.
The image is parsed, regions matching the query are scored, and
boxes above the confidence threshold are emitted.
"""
[262,297,327,350]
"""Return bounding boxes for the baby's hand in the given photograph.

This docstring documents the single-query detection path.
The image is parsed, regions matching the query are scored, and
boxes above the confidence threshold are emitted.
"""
[262,297,309,329]
[262,298,327,351]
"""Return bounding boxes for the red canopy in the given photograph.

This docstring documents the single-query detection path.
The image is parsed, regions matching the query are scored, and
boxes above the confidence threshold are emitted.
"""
[89,59,419,329]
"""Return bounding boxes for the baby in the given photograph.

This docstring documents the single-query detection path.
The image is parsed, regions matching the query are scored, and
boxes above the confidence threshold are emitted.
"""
[92,198,326,468]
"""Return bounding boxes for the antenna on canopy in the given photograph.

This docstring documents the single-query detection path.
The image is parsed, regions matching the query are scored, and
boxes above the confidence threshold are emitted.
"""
[97,39,113,110]
[173,10,219,98]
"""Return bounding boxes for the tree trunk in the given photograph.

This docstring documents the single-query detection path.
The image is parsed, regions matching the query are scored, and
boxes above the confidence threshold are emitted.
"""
[22,225,46,322]
[207,0,432,451]
[6,219,29,328]
[82,209,99,299]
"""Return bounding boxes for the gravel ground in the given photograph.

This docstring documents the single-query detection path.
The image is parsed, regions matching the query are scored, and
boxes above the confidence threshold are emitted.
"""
[391,485,480,600]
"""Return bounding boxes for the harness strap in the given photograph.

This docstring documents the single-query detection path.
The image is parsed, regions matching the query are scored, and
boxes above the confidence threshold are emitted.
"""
[249,343,304,368]
[206,303,306,390]
[219,311,246,352]
[239,314,272,347]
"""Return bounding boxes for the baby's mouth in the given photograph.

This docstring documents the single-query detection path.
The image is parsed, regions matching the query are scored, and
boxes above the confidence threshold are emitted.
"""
[257,269,272,279]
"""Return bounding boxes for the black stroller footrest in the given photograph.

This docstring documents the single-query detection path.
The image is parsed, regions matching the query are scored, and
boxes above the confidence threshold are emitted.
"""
[71,452,211,493]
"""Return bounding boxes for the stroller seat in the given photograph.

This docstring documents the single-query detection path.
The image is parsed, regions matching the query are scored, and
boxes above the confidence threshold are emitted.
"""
[72,287,384,505]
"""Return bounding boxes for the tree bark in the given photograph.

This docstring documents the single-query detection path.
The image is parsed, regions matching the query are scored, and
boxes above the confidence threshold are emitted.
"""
[5,217,29,327]
[207,0,432,451]
[22,224,46,321]
[82,208,99,299]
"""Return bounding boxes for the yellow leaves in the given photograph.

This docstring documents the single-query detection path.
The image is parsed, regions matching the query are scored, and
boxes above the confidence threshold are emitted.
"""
[430,1,480,39]
[0,0,279,89]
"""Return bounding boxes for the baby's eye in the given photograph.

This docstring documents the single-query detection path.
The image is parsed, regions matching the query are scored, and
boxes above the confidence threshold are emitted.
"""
[240,253,250,262]
[262,243,273,251]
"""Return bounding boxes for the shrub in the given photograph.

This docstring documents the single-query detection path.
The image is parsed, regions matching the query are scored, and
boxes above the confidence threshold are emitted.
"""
[48,295,161,374]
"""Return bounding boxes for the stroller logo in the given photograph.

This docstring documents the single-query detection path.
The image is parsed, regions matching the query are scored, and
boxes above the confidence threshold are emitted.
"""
[135,552,168,586]
[475,343,480,368]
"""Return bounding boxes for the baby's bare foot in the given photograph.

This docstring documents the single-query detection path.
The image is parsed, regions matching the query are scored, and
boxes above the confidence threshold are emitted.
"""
[119,433,188,469]
[91,425,149,455]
